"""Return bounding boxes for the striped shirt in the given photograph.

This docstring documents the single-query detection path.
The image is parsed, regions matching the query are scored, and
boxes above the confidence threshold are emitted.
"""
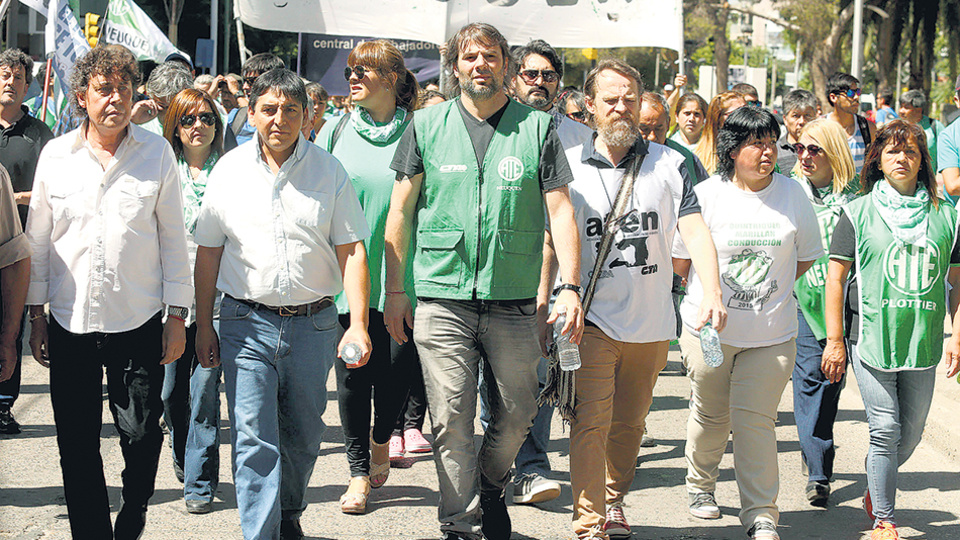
[849,119,866,174]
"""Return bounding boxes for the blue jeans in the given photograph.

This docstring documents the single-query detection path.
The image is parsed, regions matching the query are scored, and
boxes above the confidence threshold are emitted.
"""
[480,355,553,478]
[849,346,936,526]
[792,309,845,483]
[161,323,222,502]
[414,299,541,539]
[219,296,337,540]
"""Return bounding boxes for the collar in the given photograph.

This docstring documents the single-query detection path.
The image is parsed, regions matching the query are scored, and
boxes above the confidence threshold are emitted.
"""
[254,131,307,172]
[581,132,649,168]
[70,120,139,152]
[777,133,795,151]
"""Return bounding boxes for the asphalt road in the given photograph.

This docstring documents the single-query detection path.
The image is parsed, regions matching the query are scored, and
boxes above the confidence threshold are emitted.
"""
[3,343,960,540]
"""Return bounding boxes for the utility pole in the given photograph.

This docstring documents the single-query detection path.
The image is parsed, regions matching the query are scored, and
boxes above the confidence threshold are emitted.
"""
[851,0,863,78]
[210,0,218,74]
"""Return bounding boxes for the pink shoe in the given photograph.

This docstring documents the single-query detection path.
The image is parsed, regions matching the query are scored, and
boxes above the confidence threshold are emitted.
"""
[404,428,432,453]
[389,435,405,461]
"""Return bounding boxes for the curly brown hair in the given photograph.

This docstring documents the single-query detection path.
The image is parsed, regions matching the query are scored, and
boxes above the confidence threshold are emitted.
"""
[70,45,140,120]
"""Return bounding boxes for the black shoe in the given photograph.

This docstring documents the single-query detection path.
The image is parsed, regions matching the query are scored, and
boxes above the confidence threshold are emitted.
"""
[0,405,21,434]
[185,499,213,514]
[114,507,146,540]
[806,480,830,507]
[280,518,304,540]
[480,492,511,540]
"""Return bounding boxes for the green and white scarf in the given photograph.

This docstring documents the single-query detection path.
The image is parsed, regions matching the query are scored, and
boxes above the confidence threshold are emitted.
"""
[350,106,408,143]
[178,153,218,234]
[871,179,930,247]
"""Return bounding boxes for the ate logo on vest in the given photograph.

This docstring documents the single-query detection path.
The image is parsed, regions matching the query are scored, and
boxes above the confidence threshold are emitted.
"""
[498,156,524,182]
[882,239,940,296]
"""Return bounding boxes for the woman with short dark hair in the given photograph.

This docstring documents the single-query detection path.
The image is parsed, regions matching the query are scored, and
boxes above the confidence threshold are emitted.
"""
[675,106,823,540]
[823,119,960,540]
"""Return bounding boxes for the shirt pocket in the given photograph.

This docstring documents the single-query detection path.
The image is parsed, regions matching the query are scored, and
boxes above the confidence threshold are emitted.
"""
[48,183,85,222]
[415,228,464,286]
[117,177,160,222]
[287,189,333,230]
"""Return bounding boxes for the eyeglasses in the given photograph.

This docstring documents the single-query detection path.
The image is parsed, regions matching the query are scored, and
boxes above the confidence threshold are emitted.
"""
[746,100,763,108]
[344,66,371,81]
[180,112,217,128]
[793,142,824,157]
[566,111,587,122]
[243,76,257,88]
[518,69,559,84]
[842,88,861,99]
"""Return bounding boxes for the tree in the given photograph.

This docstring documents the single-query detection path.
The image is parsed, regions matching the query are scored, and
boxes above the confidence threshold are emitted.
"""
[161,0,184,44]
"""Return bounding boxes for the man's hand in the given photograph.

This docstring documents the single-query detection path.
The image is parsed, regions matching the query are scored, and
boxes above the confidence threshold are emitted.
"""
[338,324,373,369]
[384,293,413,345]
[821,338,847,384]
[131,99,160,125]
[161,318,186,365]
[0,340,15,382]
[546,289,583,345]
[29,316,49,368]
[674,74,687,89]
[695,292,727,332]
[195,324,220,368]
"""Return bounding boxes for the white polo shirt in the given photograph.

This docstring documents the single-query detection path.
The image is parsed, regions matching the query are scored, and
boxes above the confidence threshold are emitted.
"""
[194,133,370,306]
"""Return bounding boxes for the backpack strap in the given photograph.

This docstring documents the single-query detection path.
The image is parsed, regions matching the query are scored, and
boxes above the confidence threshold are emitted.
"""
[230,106,248,136]
[856,114,871,147]
[328,114,351,152]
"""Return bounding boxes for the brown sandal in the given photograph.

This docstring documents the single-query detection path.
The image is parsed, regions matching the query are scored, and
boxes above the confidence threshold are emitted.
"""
[370,437,390,488]
[340,476,370,514]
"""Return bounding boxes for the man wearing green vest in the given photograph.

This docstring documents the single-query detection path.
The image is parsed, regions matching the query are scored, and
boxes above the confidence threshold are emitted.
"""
[384,23,583,540]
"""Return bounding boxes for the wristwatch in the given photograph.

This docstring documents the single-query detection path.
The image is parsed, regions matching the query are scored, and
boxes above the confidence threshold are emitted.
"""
[166,306,189,321]
[553,283,583,296]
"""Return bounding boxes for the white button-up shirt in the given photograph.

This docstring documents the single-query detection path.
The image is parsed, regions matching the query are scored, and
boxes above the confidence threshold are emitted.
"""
[25,124,193,333]
[194,134,369,305]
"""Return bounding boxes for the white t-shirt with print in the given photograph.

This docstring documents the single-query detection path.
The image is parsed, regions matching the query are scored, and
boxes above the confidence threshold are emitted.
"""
[674,173,823,347]
[568,141,698,343]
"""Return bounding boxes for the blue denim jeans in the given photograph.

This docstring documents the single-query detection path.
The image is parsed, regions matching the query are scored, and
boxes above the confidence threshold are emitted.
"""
[479,355,553,478]
[414,299,541,539]
[219,296,337,540]
[849,346,936,527]
[792,309,845,483]
[161,323,223,502]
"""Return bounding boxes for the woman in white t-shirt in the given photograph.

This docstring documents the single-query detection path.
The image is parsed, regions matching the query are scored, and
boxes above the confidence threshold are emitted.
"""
[674,106,823,540]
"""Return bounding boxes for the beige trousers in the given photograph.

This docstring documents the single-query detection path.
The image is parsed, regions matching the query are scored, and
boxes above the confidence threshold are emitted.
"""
[570,325,669,538]
[680,328,795,531]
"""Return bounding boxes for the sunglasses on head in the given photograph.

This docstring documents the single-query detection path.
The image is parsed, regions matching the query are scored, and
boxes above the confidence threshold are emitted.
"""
[179,112,217,128]
[793,142,823,157]
[344,66,371,81]
[519,69,559,84]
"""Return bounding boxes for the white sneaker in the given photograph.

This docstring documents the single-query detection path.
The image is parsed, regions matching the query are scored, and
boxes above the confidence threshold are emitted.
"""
[512,474,561,504]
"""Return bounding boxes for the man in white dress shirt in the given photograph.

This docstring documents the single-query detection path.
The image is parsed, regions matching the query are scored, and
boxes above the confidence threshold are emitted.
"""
[193,68,371,540]
[25,45,193,540]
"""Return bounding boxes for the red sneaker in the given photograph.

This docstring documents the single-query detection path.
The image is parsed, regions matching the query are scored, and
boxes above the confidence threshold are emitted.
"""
[871,521,899,540]
[388,435,404,461]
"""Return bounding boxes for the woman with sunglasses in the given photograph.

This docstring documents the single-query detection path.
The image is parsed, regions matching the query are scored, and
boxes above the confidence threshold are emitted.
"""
[316,39,421,515]
[160,88,225,514]
[694,91,747,174]
[788,118,859,507]
[824,120,960,540]
[676,107,822,540]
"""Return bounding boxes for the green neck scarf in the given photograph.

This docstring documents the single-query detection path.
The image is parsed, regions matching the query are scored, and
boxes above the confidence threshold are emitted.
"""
[179,152,218,234]
[350,106,408,143]
[871,179,930,247]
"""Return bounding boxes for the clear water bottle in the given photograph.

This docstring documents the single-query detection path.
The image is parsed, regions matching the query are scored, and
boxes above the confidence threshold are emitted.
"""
[554,306,581,371]
[340,343,363,366]
[700,322,724,368]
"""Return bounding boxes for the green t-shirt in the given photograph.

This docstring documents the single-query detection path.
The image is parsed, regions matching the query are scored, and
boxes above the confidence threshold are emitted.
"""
[317,115,416,314]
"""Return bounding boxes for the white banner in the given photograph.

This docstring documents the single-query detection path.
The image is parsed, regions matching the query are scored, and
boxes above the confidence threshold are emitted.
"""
[44,0,90,107]
[102,0,189,63]
[236,0,683,51]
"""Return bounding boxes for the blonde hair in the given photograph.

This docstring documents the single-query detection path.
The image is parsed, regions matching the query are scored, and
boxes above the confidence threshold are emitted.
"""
[791,118,856,193]
[694,91,745,174]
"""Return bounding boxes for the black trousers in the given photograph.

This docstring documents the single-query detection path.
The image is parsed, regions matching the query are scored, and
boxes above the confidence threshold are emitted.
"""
[335,309,418,476]
[49,314,164,540]
[394,358,427,435]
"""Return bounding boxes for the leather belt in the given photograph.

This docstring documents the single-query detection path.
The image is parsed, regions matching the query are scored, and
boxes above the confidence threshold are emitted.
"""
[229,295,333,317]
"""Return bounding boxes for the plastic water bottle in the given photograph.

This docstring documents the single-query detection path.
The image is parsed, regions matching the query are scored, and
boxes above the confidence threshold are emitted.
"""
[700,322,724,368]
[340,343,363,366]
[554,306,581,371]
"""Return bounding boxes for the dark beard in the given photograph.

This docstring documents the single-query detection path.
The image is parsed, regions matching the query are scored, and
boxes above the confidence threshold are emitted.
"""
[460,76,502,101]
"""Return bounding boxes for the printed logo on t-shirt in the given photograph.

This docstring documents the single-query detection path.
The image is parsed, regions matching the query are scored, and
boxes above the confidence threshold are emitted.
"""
[498,156,524,182]
[882,240,941,297]
[439,164,468,173]
[585,209,662,277]
[722,248,778,311]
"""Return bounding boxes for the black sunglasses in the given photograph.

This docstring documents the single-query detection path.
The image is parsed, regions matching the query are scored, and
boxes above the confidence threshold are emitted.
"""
[519,69,559,84]
[793,142,823,157]
[243,76,257,88]
[567,111,587,122]
[180,112,217,128]
[344,66,371,81]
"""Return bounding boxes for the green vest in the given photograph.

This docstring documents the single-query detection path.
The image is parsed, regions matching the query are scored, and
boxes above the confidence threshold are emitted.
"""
[795,202,843,340]
[413,99,551,300]
[847,196,959,370]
